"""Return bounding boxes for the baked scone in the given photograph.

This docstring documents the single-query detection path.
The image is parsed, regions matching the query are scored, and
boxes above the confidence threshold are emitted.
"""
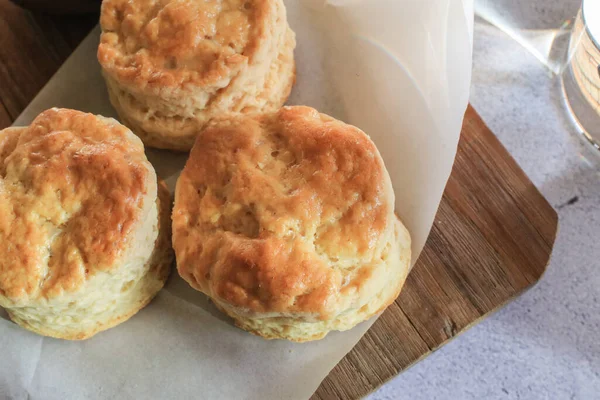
[98,0,296,151]
[173,106,411,342]
[0,108,172,340]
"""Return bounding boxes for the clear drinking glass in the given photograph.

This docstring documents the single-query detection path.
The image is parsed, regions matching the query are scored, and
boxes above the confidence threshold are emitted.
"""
[561,1,600,153]
[475,0,600,158]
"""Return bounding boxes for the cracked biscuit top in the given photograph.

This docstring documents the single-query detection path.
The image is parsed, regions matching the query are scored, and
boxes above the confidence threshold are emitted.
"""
[0,108,155,301]
[98,0,279,88]
[173,106,396,319]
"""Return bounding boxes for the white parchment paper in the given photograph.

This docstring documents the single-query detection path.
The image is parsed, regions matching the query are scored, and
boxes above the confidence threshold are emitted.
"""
[0,1,473,399]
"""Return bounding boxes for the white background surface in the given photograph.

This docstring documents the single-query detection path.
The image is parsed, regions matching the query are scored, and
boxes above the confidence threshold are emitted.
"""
[369,2,600,400]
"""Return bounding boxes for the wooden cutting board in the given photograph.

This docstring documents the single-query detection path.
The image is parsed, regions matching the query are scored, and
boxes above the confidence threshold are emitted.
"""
[0,2,558,398]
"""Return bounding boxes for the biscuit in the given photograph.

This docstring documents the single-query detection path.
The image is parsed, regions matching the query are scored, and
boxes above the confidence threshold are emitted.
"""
[172,106,411,342]
[0,108,173,340]
[98,0,296,151]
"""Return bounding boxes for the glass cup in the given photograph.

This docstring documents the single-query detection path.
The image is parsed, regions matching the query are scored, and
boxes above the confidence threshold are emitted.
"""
[475,0,600,159]
[561,0,600,153]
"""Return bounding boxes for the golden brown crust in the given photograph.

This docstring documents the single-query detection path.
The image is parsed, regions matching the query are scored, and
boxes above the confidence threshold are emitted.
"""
[0,109,153,301]
[7,180,173,340]
[173,106,397,321]
[0,110,172,340]
[210,217,410,342]
[99,0,271,89]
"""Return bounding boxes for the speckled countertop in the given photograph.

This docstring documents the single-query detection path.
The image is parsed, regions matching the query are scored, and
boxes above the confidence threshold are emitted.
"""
[368,2,600,400]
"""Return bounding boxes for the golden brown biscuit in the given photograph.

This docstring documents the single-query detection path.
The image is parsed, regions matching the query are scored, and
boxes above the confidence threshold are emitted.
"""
[0,108,173,340]
[173,106,411,342]
[98,0,296,151]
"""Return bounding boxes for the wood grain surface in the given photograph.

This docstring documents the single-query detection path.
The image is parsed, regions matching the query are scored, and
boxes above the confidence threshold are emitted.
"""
[0,2,558,399]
